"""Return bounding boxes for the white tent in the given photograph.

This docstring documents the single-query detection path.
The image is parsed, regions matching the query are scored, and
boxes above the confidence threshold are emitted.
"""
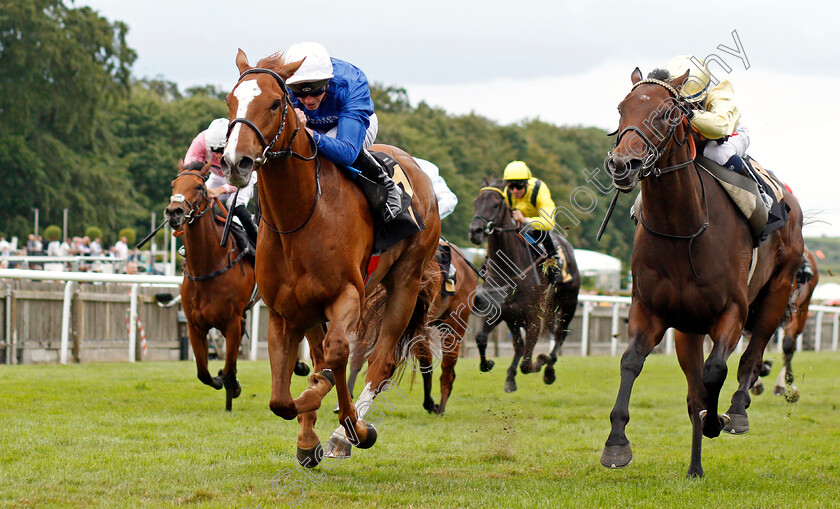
[812,282,840,303]
[574,249,622,290]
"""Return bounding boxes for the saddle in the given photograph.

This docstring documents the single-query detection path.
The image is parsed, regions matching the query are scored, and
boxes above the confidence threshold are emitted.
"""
[364,151,425,253]
[695,155,790,245]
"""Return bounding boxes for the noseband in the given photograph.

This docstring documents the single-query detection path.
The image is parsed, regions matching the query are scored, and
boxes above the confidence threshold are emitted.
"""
[170,171,211,224]
[228,68,317,165]
[609,78,695,179]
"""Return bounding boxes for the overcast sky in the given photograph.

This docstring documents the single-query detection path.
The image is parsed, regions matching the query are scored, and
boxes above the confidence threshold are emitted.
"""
[75,0,840,237]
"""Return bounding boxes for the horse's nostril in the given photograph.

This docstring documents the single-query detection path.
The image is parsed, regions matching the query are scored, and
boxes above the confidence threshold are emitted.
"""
[237,157,254,173]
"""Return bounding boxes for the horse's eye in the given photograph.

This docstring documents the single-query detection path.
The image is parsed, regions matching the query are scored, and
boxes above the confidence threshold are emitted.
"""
[271,99,282,111]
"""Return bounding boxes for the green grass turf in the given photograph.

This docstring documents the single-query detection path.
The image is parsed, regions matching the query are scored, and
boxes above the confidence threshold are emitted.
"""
[1,351,838,508]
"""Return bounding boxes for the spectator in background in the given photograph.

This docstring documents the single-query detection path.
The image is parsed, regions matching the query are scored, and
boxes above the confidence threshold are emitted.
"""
[124,260,139,275]
[47,238,61,257]
[90,237,103,256]
[58,238,72,257]
[111,236,129,259]
[0,236,10,257]
[36,235,43,253]
[26,234,38,254]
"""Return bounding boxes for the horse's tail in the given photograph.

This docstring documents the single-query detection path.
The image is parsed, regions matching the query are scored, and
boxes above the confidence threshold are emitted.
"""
[353,258,442,383]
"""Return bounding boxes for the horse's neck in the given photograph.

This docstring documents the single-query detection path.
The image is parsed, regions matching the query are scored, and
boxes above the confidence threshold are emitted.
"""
[258,138,321,232]
[183,213,228,274]
[486,225,534,282]
[639,156,706,233]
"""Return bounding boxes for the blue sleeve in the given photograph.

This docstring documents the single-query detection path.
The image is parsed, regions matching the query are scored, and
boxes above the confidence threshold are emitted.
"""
[314,63,373,166]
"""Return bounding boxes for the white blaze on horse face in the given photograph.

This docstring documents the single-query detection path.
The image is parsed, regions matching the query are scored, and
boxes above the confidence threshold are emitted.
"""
[225,80,263,159]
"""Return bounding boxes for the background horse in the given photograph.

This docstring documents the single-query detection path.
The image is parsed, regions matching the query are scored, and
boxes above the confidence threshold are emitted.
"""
[346,241,478,415]
[222,50,441,466]
[468,180,580,392]
[752,246,819,398]
[601,67,803,477]
[164,160,256,411]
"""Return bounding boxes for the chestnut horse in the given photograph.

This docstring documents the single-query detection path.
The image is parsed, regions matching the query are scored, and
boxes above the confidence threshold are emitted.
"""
[221,50,441,466]
[752,246,819,398]
[601,67,803,477]
[164,160,256,411]
[468,180,581,392]
[346,241,478,415]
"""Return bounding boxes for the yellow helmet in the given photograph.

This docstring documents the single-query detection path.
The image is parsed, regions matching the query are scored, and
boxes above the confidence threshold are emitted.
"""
[663,55,712,103]
[503,161,532,181]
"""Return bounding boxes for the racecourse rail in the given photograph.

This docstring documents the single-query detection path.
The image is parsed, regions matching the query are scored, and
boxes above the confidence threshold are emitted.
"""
[1,268,838,365]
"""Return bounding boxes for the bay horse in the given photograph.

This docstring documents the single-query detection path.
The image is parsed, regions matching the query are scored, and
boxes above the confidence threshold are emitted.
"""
[468,180,581,392]
[346,241,478,415]
[164,159,256,411]
[221,49,441,466]
[601,67,804,477]
[752,246,819,398]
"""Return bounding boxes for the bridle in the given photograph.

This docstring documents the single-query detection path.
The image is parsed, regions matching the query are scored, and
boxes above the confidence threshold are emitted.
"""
[475,186,519,235]
[611,78,709,278]
[227,67,322,234]
[170,171,211,225]
[609,78,695,180]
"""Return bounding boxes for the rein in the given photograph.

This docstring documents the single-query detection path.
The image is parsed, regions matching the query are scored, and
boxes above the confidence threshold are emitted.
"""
[229,67,323,234]
[615,78,708,278]
[172,171,250,281]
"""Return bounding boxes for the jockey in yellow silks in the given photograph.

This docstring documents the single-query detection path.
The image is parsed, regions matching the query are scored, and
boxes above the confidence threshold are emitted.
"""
[502,161,572,284]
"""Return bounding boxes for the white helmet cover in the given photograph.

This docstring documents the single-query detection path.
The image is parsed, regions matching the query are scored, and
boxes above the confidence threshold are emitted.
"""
[204,118,228,151]
[284,42,334,85]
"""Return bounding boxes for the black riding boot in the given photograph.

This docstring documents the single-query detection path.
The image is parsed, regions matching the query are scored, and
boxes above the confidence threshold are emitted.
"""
[232,205,258,245]
[352,149,403,222]
[540,233,566,285]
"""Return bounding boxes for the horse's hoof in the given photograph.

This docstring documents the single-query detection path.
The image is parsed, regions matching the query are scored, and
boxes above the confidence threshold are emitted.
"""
[479,359,495,372]
[543,367,556,385]
[355,422,377,449]
[504,380,517,393]
[520,360,534,374]
[317,369,335,387]
[423,399,437,413]
[773,385,785,396]
[332,402,340,414]
[601,444,633,468]
[434,405,445,416]
[296,444,322,469]
[722,413,749,435]
[750,381,764,396]
[323,436,352,459]
[210,376,224,390]
[294,361,311,377]
[758,360,773,377]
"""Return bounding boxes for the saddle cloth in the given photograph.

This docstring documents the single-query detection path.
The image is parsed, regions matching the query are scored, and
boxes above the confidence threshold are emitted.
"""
[369,151,425,253]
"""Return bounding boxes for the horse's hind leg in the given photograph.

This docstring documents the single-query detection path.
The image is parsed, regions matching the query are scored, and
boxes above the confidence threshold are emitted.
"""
[602,306,665,470]
[519,320,542,375]
[725,288,791,434]
[188,323,223,390]
[675,332,708,478]
[412,336,438,413]
[219,317,244,411]
[436,313,467,415]
[537,297,578,385]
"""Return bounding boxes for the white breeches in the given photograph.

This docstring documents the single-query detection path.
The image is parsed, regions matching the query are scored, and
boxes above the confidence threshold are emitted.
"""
[702,124,750,165]
[207,171,257,210]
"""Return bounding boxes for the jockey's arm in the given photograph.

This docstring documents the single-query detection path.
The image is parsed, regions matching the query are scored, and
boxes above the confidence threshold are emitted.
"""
[690,80,740,140]
[526,184,557,231]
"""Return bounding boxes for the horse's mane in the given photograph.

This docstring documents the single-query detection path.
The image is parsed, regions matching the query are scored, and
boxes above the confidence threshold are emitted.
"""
[184,161,205,172]
[647,68,671,81]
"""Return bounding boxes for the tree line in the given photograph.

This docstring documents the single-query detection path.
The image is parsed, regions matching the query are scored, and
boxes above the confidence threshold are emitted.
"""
[2,0,638,264]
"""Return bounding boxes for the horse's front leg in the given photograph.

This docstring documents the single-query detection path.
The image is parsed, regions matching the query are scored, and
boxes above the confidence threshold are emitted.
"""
[296,324,328,468]
[519,319,542,375]
[505,324,524,393]
[187,322,223,390]
[411,337,438,413]
[601,304,665,470]
[475,317,496,372]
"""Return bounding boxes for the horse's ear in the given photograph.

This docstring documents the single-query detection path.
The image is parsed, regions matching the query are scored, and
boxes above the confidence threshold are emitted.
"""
[631,67,643,84]
[479,177,488,187]
[671,69,690,89]
[177,158,185,173]
[236,48,251,74]
[280,57,305,81]
[200,161,213,177]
